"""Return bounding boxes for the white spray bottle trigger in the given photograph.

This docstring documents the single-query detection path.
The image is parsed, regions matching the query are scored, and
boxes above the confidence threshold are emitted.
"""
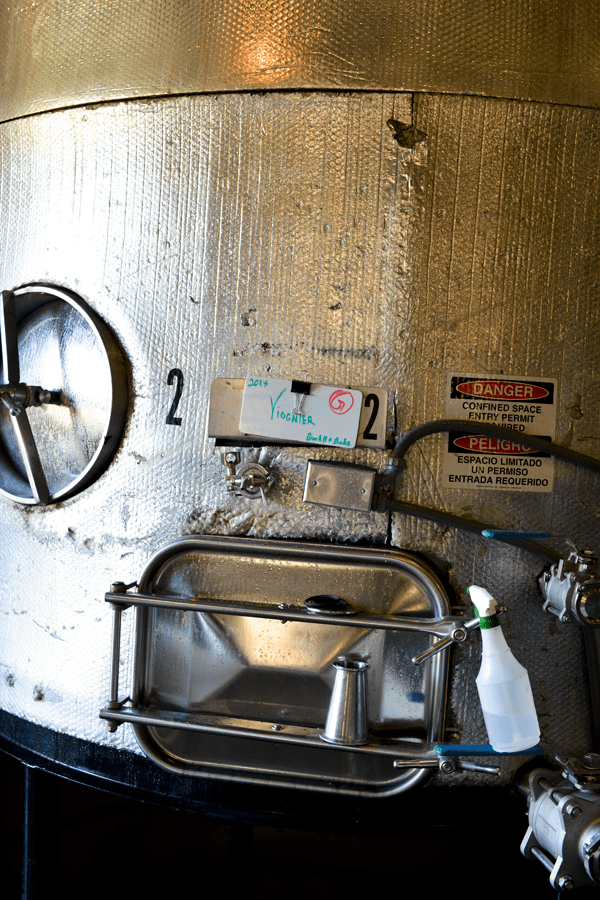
[468,585,497,617]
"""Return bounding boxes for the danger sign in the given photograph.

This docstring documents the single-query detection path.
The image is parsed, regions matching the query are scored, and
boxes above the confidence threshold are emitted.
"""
[443,373,557,492]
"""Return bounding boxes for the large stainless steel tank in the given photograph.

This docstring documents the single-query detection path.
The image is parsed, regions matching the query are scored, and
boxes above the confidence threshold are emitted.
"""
[1,0,600,890]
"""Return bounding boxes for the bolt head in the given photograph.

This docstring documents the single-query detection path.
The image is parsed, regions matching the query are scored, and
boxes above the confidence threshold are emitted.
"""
[566,803,582,819]
[582,752,600,768]
[440,760,454,774]
[557,876,574,891]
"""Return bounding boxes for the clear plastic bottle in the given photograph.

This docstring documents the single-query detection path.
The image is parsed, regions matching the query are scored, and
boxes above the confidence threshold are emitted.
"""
[469,585,540,753]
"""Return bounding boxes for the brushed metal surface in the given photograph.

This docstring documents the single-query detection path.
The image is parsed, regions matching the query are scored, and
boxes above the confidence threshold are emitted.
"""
[303,460,377,511]
[0,92,409,756]
[2,1,600,122]
[125,536,449,794]
[0,90,597,786]
[395,92,600,765]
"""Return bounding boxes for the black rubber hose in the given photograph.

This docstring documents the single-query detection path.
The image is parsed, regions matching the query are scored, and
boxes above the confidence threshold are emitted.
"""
[377,419,600,489]
[383,497,561,564]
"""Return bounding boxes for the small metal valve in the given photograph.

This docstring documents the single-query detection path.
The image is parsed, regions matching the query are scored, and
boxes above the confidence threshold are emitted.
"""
[221,451,275,506]
[521,752,600,891]
[539,548,600,626]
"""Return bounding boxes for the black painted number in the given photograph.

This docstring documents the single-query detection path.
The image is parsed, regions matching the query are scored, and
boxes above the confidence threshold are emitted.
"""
[362,393,379,441]
[166,368,184,426]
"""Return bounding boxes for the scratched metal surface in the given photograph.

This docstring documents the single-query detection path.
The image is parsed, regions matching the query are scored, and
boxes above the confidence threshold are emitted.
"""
[2,1,600,123]
[394,94,600,769]
[0,91,598,785]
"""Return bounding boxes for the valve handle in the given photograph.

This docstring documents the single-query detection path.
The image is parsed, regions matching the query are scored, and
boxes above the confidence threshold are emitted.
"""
[0,292,51,503]
[10,408,50,504]
[235,463,275,505]
[411,614,484,665]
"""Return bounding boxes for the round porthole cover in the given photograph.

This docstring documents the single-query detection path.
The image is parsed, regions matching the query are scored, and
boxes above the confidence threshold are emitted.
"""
[0,284,128,504]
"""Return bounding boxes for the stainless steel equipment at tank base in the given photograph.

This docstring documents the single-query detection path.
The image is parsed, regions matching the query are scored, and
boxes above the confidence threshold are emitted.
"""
[1,1,600,894]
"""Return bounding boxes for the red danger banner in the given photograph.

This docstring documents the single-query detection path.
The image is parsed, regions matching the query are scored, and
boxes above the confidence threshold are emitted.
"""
[450,433,551,456]
[450,376,554,403]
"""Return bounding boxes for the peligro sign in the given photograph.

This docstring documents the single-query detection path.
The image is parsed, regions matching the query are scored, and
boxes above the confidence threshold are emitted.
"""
[453,435,538,454]
[444,372,557,493]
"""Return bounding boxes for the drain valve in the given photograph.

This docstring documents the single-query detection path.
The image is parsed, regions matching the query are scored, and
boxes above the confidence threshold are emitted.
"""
[221,451,275,506]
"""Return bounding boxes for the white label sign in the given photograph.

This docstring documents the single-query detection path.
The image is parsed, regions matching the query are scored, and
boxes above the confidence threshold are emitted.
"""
[208,379,388,448]
[239,377,363,447]
[443,373,557,492]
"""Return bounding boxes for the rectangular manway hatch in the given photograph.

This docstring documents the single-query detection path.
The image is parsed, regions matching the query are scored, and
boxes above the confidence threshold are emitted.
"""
[102,536,451,797]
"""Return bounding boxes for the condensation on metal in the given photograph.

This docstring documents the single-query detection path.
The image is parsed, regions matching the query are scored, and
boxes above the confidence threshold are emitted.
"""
[0,90,598,782]
[2,1,600,123]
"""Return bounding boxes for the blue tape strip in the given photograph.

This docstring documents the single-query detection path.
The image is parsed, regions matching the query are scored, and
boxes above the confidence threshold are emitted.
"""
[482,530,551,540]
[434,743,544,757]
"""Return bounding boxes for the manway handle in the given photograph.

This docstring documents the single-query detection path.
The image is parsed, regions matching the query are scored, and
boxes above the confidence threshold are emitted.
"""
[100,584,473,734]
[411,613,496,665]
[104,580,137,733]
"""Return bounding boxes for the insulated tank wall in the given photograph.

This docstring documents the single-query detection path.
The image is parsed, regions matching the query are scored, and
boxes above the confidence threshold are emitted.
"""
[0,1,599,786]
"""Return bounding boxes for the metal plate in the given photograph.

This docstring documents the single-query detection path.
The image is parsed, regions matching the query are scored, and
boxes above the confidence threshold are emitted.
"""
[208,378,388,449]
[303,460,376,512]
[130,535,450,795]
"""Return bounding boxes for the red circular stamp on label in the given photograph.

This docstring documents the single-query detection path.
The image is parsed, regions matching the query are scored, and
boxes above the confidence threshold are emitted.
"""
[328,390,354,415]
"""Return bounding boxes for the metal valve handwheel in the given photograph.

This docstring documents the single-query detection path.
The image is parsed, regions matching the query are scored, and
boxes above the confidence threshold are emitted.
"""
[0,285,128,504]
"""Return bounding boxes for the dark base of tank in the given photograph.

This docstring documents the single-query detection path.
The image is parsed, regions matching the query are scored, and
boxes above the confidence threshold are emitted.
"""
[0,709,596,899]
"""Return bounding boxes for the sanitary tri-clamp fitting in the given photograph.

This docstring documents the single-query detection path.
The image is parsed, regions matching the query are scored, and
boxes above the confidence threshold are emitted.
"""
[221,451,275,506]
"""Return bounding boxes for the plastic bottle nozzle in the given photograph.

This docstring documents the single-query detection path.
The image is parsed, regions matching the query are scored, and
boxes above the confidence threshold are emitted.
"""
[468,585,497,618]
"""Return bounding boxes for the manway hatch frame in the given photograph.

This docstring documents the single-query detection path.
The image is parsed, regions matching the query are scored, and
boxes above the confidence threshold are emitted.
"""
[100,535,459,797]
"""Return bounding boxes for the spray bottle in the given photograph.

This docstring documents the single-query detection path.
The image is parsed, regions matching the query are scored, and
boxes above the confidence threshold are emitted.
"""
[469,585,540,753]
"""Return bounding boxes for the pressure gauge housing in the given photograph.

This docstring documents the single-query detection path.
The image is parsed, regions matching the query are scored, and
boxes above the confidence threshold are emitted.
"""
[0,284,128,504]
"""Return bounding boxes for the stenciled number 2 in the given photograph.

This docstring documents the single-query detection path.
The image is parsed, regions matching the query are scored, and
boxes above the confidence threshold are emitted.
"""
[362,393,379,441]
[166,368,184,426]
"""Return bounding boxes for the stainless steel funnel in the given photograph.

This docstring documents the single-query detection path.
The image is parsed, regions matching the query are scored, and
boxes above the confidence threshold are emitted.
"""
[321,658,371,746]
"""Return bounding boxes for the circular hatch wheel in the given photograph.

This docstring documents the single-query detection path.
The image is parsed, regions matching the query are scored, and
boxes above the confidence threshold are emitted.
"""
[0,284,128,505]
